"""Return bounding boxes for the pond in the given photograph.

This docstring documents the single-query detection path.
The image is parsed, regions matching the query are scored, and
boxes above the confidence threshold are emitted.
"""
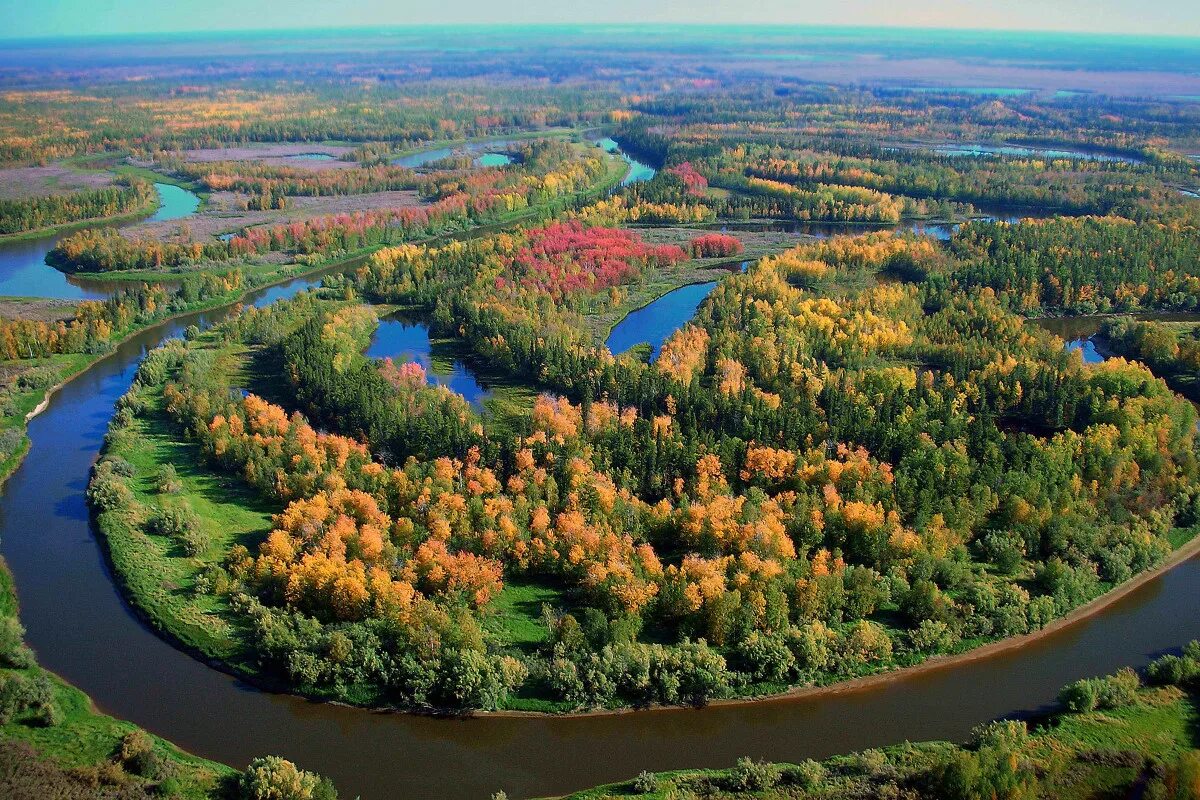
[148,182,201,222]
[0,182,202,299]
[286,152,338,161]
[596,137,657,185]
[365,313,491,406]
[392,139,519,169]
[605,281,718,360]
[1034,312,1200,365]
[476,152,513,167]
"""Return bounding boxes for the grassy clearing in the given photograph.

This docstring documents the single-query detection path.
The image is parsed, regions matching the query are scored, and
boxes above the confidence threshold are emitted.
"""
[98,341,273,667]
[486,578,572,655]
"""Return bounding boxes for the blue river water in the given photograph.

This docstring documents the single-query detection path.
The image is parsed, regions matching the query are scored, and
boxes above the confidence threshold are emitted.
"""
[0,182,200,299]
[605,281,718,359]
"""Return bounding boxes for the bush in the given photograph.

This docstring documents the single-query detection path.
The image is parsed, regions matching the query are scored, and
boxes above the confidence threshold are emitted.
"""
[1059,668,1140,713]
[1146,642,1200,687]
[88,467,135,512]
[148,505,208,556]
[0,616,34,668]
[631,770,658,793]
[117,730,161,776]
[971,720,1028,750]
[727,757,781,792]
[1095,668,1140,708]
[156,463,183,494]
[782,758,826,789]
[0,672,51,725]
[31,701,63,728]
[733,630,795,683]
[1059,678,1100,712]
[0,427,25,461]
[433,648,510,711]
[240,755,337,800]
[908,619,957,653]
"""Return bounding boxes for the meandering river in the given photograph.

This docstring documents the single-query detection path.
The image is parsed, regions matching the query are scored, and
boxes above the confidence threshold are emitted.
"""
[0,256,1195,799]
[2,178,1200,799]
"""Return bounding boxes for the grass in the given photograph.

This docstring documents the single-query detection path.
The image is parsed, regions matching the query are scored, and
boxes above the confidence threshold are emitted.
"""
[98,342,274,668]
[1043,686,1195,755]
[485,578,572,654]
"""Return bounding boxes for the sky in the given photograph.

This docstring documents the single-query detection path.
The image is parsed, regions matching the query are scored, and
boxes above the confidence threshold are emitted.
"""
[2,0,1199,39]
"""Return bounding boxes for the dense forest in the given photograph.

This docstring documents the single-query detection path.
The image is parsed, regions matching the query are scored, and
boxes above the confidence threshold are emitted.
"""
[0,177,154,235]
[89,217,1200,712]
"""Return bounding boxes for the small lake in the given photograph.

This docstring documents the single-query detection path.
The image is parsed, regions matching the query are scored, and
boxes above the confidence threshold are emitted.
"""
[596,137,657,186]
[286,152,338,162]
[0,182,201,299]
[476,152,512,167]
[929,142,1142,164]
[365,314,491,406]
[1067,338,1106,364]
[148,182,201,222]
[1034,312,1200,366]
[605,281,718,360]
[392,139,518,169]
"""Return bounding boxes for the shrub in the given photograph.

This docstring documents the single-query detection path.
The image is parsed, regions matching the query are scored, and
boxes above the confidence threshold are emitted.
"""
[1146,642,1200,687]
[156,463,183,494]
[0,616,34,668]
[88,467,134,512]
[0,672,51,724]
[782,759,826,789]
[433,648,510,711]
[838,620,894,670]
[631,770,658,794]
[971,720,1029,750]
[148,505,208,556]
[909,619,957,653]
[727,757,781,792]
[116,729,162,776]
[31,701,63,728]
[733,630,796,683]
[1059,678,1100,712]
[0,427,25,461]
[240,755,337,800]
[1059,668,1140,713]
[979,532,1024,574]
[1095,668,1140,708]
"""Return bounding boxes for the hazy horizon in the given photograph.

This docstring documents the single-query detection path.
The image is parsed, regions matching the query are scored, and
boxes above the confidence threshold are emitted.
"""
[3,0,1200,40]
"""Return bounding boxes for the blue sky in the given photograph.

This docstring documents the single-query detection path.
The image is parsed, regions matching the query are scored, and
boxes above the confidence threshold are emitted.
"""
[3,0,1199,38]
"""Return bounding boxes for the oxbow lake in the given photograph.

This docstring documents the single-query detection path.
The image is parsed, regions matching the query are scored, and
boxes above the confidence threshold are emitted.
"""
[0,183,201,299]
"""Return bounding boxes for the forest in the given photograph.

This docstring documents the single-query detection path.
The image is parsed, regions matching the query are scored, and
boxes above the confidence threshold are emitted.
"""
[1,24,1200,800]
